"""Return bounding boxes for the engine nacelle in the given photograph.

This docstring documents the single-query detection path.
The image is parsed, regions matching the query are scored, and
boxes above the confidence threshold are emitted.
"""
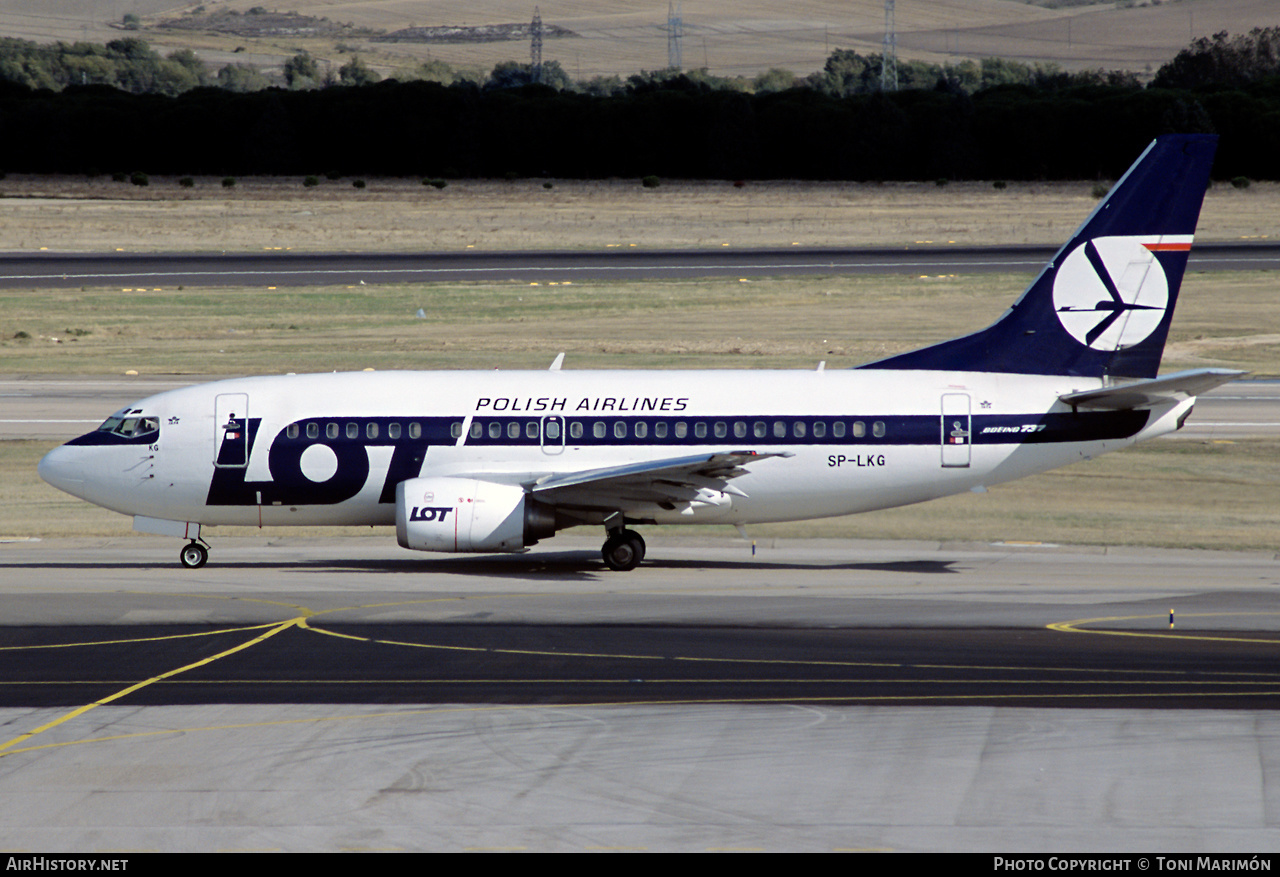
[395,476,555,553]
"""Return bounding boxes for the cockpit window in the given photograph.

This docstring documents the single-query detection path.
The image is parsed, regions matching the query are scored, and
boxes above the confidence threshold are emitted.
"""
[97,414,159,439]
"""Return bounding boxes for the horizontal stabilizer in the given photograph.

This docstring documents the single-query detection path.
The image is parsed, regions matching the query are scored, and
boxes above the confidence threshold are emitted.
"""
[1058,368,1244,410]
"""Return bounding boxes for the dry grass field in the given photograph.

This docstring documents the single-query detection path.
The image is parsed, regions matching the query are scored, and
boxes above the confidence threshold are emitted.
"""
[1,0,1277,81]
[0,175,1275,376]
[0,174,1276,253]
[1,271,1275,376]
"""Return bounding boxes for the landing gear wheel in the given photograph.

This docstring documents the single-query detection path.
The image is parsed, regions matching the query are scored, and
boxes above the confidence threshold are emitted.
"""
[179,541,208,570]
[602,529,645,571]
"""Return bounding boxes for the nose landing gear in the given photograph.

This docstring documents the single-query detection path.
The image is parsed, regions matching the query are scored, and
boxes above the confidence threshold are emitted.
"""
[602,528,645,571]
[179,540,210,569]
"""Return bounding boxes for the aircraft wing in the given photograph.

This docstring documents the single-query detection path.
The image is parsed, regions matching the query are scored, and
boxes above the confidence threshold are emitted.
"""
[529,451,791,510]
[1058,368,1245,411]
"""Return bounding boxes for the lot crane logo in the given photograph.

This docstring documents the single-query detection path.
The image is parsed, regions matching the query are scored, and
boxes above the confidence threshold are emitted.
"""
[1053,236,1169,350]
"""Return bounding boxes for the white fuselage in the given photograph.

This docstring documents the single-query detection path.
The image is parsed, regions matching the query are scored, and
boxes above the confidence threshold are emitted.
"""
[38,368,1188,533]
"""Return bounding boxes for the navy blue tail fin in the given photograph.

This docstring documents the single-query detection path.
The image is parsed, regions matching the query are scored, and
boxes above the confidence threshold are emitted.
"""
[859,134,1218,379]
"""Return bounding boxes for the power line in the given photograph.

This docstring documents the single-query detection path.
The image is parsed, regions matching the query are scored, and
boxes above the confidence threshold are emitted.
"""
[882,0,898,91]
[531,6,543,83]
[667,2,683,71]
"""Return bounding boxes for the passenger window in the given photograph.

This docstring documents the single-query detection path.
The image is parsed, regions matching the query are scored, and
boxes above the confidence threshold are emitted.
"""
[853,421,866,438]
[369,422,380,440]
[714,422,727,439]
[408,422,421,439]
[507,421,520,439]
[634,421,648,439]
[307,422,319,439]
[734,421,747,439]
[873,421,886,438]
[793,421,806,438]
[469,422,481,439]
[488,421,501,439]
[448,422,460,440]
[812,421,826,438]
[390,423,402,439]
[346,422,359,439]
[694,422,707,439]
[832,421,846,438]
[614,421,627,439]
[545,420,561,440]
[674,422,688,439]
[327,423,339,439]
[773,421,786,438]
[655,421,668,438]
[526,421,539,439]
[593,422,606,439]
[754,421,767,438]
[287,424,299,439]
[569,421,583,440]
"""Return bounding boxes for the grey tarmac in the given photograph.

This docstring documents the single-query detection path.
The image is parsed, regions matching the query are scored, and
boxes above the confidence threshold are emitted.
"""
[1,534,1279,852]
[0,241,1276,289]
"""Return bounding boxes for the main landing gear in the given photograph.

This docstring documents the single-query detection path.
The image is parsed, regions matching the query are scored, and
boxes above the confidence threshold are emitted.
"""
[602,528,645,571]
[179,539,210,569]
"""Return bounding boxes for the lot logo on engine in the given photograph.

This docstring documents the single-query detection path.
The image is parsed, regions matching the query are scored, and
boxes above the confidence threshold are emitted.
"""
[409,506,453,522]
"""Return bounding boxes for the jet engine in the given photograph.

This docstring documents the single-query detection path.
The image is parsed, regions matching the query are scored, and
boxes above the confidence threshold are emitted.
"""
[395,476,556,553]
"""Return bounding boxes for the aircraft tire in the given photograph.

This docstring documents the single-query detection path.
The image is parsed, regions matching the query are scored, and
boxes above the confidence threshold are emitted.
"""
[602,531,643,571]
[179,541,208,569]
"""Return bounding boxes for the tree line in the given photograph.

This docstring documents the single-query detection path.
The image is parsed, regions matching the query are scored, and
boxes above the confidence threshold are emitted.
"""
[0,30,1276,180]
[3,26,1275,98]
[0,35,1151,97]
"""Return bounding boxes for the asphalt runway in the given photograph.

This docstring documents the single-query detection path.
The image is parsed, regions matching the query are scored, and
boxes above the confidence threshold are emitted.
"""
[6,620,1280,710]
[2,536,1280,851]
[0,241,1277,288]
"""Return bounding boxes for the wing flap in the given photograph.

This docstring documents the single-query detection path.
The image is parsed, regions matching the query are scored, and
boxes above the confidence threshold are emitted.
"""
[531,451,790,511]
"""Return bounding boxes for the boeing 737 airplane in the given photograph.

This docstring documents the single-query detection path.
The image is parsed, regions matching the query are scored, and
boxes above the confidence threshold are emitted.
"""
[38,134,1238,570]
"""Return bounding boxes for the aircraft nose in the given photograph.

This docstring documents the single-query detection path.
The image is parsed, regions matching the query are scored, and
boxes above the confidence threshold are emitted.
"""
[38,444,87,496]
